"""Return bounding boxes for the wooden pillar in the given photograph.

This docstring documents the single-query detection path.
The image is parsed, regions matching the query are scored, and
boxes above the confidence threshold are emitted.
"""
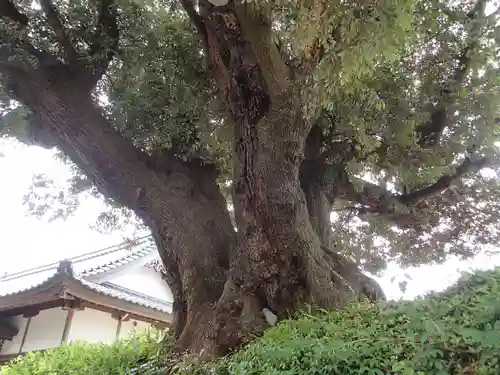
[112,312,128,341]
[60,310,74,344]
[18,317,31,354]
[60,298,83,345]
[115,317,122,341]
[18,309,39,354]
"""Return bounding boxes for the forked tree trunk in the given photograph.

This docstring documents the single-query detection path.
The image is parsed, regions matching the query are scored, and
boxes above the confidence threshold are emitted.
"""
[190,2,385,357]
[1,1,385,358]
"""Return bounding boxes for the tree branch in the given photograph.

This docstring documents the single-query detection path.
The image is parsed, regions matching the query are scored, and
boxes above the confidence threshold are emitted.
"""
[293,23,343,79]
[416,45,475,147]
[0,1,62,69]
[399,156,489,204]
[0,43,62,79]
[40,0,78,64]
[86,0,119,85]
[180,0,208,46]
[416,0,486,147]
[0,0,28,27]
[331,156,490,227]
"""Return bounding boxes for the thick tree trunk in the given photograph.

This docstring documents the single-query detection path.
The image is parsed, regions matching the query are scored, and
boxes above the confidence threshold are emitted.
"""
[187,2,385,357]
[1,60,235,348]
[1,2,386,358]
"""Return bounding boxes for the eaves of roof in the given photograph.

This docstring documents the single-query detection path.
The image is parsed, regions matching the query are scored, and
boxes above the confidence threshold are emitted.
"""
[0,261,74,311]
[0,261,172,324]
[63,278,172,323]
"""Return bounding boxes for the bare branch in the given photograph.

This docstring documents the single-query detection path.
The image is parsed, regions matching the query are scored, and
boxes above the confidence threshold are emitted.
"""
[40,0,78,64]
[0,0,28,27]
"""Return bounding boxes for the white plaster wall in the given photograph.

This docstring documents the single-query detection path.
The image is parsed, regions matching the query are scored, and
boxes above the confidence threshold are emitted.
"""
[0,307,162,356]
[22,308,67,352]
[111,267,173,304]
[67,308,117,344]
[0,315,27,355]
[119,319,151,340]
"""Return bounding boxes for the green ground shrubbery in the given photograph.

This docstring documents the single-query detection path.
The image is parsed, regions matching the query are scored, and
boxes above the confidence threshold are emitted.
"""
[2,268,500,374]
[0,329,167,375]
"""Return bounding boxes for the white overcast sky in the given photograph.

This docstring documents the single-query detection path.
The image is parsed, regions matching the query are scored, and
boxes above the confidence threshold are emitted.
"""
[1,137,500,300]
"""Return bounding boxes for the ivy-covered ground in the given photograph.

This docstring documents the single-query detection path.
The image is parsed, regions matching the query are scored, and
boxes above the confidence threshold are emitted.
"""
[2,268,500,375]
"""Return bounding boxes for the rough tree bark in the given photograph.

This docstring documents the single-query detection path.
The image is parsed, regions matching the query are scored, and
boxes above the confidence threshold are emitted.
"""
[0,45,235,346]
[180,1,386,357]
[300,129,386,304]
[0,0,386,359]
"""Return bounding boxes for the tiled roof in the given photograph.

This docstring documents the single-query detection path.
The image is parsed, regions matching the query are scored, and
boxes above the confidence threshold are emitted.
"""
[0,237,172,319]
[2,235,159,284]
[79,246,153,276]
[94,281,171,312]
[0,261,74,297]
[79,242,158,281]
[77,279,171,313]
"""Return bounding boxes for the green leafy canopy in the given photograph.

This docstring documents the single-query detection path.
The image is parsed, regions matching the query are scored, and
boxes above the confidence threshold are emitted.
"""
[0,0,499,272]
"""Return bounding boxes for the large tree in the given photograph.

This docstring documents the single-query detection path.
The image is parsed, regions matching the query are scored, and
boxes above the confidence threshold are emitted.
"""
[0,0,499,357]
